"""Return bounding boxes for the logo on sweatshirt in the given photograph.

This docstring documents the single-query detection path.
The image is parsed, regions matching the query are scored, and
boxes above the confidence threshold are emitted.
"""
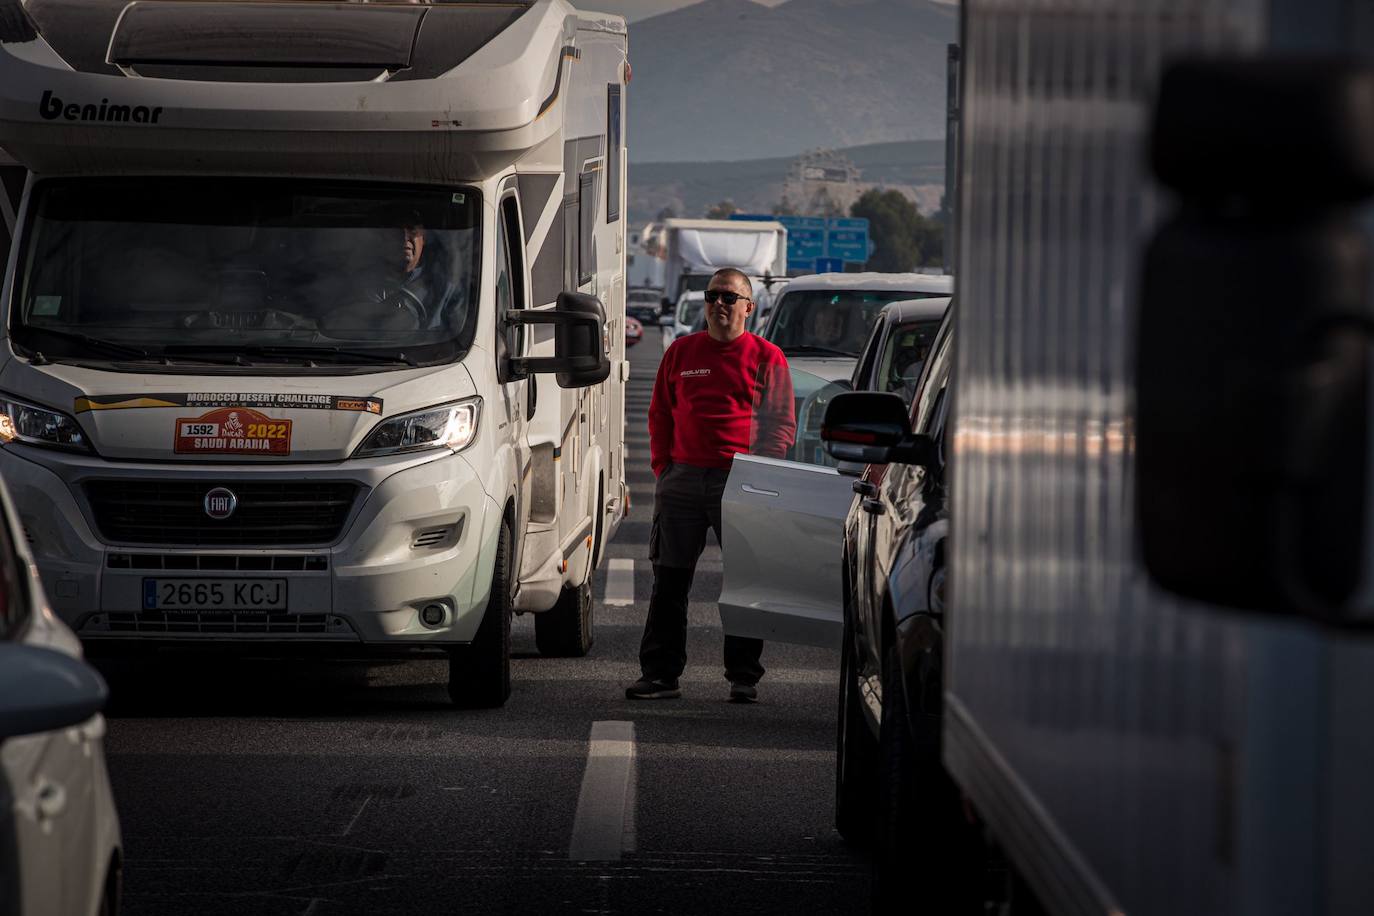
[680,368,711,378]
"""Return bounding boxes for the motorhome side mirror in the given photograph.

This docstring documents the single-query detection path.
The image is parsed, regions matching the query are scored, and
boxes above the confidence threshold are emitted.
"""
[660,297,672,314]
[506,292,611,389]
[658,314,674,327]
[821,391,933,466]
[1137,58,1374,622]
[0,644,108,740]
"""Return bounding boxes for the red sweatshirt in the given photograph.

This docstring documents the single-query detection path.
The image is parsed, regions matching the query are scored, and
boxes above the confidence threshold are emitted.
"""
[649,331,796,477]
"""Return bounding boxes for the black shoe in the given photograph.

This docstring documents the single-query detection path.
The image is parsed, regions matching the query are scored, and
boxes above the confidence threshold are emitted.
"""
[728,682,758,703]
[626,678,681,700]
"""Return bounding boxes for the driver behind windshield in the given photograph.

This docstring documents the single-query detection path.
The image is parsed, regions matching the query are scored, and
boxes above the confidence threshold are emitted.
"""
[359,210,460,331]
[805,307,848,350]
[314,208,466,337]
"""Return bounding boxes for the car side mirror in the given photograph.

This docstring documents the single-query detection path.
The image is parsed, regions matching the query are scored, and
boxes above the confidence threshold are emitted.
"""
[1137,58,1374,622]
[506,291,611,389]
[0,644,108,740]
[820,391,935,467]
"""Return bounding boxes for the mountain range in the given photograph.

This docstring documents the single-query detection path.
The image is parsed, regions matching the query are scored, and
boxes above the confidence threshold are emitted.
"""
[626,0,957,162]
[627,138,945,224]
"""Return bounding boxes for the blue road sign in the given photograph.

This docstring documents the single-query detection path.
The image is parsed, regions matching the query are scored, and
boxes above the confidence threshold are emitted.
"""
[825,217,869,262]
[815,257,845,274]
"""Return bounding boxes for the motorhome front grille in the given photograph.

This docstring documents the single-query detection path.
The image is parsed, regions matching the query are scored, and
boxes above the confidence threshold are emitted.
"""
[84,480,360,546]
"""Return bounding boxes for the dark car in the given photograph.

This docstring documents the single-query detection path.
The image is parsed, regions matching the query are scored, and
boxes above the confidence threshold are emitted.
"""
[626,287,663,324]
[821,306,984,911]
[849,296,949,405]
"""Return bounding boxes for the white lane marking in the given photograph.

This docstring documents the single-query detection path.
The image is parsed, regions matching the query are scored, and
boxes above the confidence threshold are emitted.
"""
[568,721,637,861]
[604,558,635,606]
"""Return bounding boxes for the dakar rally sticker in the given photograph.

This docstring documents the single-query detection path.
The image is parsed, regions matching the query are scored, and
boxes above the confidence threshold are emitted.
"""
[173,407,292,456]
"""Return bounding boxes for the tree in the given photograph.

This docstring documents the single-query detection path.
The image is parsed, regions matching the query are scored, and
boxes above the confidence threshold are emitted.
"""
[850,189,944,271]
[705,199,737,220]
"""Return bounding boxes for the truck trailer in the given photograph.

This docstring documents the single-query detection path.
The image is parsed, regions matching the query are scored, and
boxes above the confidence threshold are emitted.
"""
[658,217,787,306]
[0,0,630,708]
[945,0,1374,913]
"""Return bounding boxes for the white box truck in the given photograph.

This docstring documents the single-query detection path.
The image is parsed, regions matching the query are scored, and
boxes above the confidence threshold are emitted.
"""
[659,217,787,307]
[0,0,630,708]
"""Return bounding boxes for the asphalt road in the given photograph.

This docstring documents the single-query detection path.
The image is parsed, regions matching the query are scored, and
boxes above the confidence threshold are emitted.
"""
[96,326,869,916]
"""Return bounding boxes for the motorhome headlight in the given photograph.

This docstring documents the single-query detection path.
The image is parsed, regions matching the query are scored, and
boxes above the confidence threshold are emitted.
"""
[354,399,481,458]
[0,397,91,453]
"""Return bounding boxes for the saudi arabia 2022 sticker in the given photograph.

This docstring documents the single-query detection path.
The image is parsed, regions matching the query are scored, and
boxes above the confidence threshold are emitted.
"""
[174,407,292,456]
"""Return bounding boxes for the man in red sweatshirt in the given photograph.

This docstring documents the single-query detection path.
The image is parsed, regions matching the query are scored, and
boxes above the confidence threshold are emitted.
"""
[627,267,796,702]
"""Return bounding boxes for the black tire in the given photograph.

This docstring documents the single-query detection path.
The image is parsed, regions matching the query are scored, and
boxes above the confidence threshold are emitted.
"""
[834,613,878,845]
[534,578,594,657]
[447,520,512,708]
[872,644,984,915]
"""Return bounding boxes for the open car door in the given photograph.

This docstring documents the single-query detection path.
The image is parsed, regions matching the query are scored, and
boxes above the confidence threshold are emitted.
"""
[719,368,855,647]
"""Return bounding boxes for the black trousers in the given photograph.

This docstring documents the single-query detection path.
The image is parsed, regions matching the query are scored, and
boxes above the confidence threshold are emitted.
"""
[639,463,765,686]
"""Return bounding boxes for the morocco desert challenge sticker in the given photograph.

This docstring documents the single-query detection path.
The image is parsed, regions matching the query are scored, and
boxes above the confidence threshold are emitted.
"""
[74,392,383,414]
[174,407,292,456]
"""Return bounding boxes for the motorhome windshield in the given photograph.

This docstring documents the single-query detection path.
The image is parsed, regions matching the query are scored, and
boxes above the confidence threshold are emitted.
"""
[11,178,480,369]
[765,289,941,357]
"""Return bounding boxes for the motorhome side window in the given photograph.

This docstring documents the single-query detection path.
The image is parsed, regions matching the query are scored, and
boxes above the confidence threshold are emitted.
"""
[578,170,596,286]
[12,178,482,369]
[0,164,21,257]
[495,196,525,362]
[564,195,579,291]
[606,85,621,223]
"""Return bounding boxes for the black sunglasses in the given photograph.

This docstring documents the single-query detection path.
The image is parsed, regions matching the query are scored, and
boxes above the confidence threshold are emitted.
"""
[704,289,752,305]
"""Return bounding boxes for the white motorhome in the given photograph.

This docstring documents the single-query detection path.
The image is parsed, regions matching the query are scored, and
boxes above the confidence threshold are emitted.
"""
[0,0,630,708]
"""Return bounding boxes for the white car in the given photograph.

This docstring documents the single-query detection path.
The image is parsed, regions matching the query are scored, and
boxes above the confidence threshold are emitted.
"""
[669,290,706,341]
[0,476,121,916]
[760,272,954,385]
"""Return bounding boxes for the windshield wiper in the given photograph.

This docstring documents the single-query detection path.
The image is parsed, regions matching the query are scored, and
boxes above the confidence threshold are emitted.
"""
[781,344,856,358]
[17,326,151,360]
[164,344,417,367]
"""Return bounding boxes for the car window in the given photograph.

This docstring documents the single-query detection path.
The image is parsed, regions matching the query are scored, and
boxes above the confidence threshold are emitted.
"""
[781,366,850,469]
[877,319,942,405]
[852,317,885,390]
[913,323,953,435]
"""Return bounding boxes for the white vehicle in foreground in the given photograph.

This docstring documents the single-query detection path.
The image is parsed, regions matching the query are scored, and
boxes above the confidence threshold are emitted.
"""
[0,474,121,916]
[0,0,629,707]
